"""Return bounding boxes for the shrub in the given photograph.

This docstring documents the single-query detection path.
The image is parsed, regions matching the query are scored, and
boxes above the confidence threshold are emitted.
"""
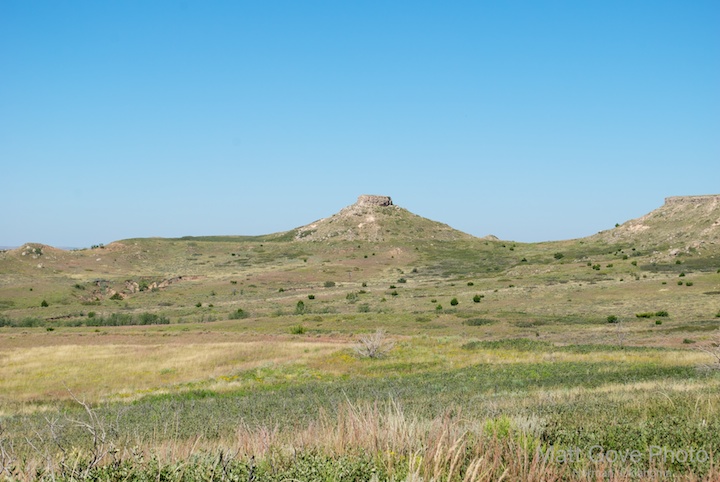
[308,294,315,300]
[390,290,398,297]
[464,318,494,326]
[473,294,482,303]
[138,313,170,325]
[655,320,663,325]
[361,282,367,287]
[553,253,564,259]
[295,300,306,315]
[323,281,336,288]
[686,282,694,287]
[678,281,684,286]
[655,310,669,317]
[358,303,370,313]
[436,304,443,310]
[354,329,394,358]
[679,272,686,277]
[389,285,396,289]
[631,261,637,266]
[195,302,202,307]
[346,292,358,303]
[467,281,474,286]
[40,300,49,307]
[683,338,696,344]
[110,293,123,301]
[450,298,459,306]
[397,278,407,284]
[607,315,618,323]
[289,324,306,335]
[229,308,248,320]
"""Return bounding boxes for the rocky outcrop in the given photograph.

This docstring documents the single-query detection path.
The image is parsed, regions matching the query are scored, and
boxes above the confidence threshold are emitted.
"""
[356,195,393,207]
[665,195,720,205]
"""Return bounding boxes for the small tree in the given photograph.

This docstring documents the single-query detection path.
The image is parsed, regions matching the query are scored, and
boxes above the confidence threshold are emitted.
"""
[40,300,49,307]
[354,329,394,359]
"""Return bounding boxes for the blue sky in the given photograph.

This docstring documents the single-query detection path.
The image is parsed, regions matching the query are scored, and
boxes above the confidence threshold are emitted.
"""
[1,1,718,247]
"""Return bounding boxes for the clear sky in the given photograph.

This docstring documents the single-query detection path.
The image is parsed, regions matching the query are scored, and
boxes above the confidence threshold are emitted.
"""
[1,1,718,247]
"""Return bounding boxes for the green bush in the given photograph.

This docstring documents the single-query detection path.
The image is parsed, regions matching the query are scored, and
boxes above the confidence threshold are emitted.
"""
[655,320,663,325]
[397,278,407,283]
[467,281,474,286]
[686,282,694,286]
[295,300,306,315]
[289,324,306,335]
[40,300,48,307]
[308,294,315,300]
[229,308,249,320]
[679,272,686,277]
[450,298,459,306]
[473,294,482,303]
[110,293,123,301]
[324,281,336,288]
[463,318,494,326]
[436,304,443,310]
[607,315,618,323]
[554,253,564,260]
[358,303,370,313]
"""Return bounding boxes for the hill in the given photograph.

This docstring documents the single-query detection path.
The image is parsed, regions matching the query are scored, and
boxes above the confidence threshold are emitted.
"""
[589,195,720,260]
[292,195,475,242]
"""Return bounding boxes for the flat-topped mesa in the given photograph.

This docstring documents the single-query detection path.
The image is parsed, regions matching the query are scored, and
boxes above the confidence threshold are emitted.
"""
[665,195,720,205]
[356,195,393,207]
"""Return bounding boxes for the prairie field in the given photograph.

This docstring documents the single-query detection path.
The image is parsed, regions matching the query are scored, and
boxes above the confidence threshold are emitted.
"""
[1,199,720,480]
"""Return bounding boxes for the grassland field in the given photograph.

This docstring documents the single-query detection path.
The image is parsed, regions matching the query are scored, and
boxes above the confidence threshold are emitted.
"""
[1,208,720,480]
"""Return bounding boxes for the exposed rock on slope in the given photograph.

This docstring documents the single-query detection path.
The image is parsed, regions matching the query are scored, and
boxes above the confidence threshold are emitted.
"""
[294,195,474,242]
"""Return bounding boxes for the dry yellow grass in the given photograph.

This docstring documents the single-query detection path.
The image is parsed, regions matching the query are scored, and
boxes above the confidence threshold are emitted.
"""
[0,337,343,412]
